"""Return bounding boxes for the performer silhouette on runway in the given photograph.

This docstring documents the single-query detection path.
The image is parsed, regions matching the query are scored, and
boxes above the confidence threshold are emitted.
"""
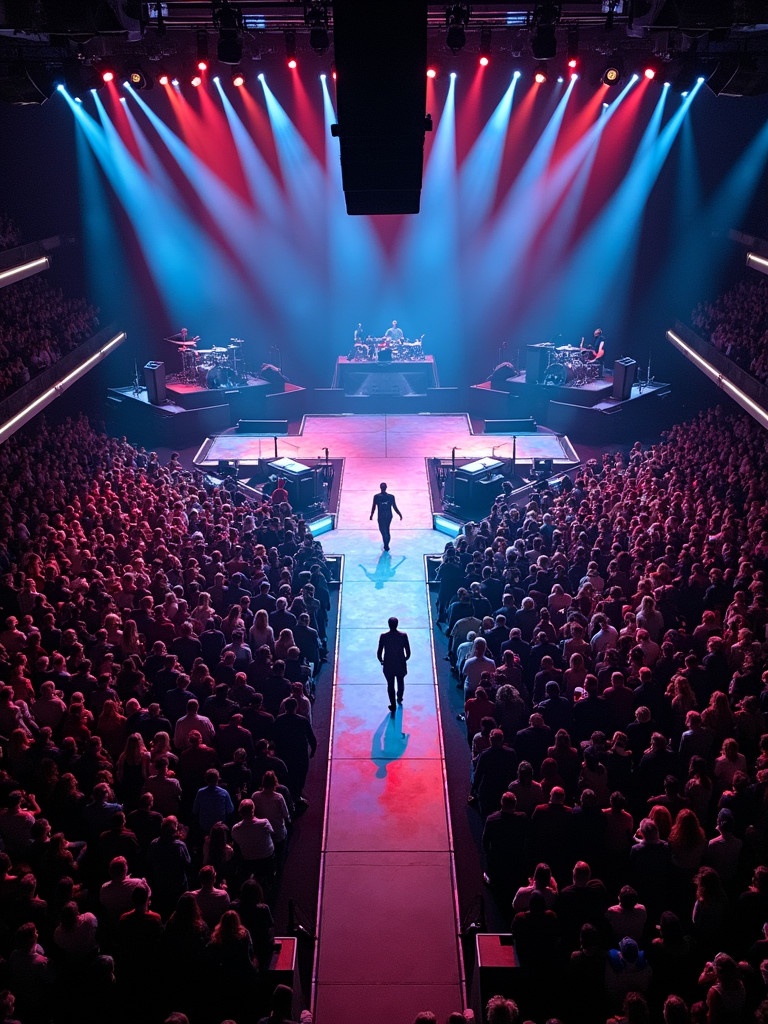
[377,616,411,712]
[370,482,402,551]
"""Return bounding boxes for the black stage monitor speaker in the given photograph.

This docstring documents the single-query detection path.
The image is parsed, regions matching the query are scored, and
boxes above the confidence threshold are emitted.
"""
[144,361,166,405]
[377,347,393,362]
[612,357,636,402]
[488,362,516,389]
[526,344,551,385]
[532,457,553,476]
[484,418,537,434]
[236,419,289,435]
[259,363,288,386]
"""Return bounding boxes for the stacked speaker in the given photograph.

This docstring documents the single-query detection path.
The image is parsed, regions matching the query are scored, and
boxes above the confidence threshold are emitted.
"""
[332,0,429,215]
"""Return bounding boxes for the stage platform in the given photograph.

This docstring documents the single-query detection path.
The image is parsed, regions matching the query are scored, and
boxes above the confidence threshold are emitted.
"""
[165,373,271,410]
[105,379,306,448]
[190,416,579,527]
[333,356,439,397]
[469,373,671,442]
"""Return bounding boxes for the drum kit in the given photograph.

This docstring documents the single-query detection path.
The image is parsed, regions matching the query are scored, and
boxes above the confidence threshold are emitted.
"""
[165,335,246,389]
[541,343,601,387]
[350,335,425,362]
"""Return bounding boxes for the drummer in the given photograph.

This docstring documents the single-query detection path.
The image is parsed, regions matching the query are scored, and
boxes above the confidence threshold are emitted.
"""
[580,328,607,376]
[384,320,404,344]
[166,327,200,345]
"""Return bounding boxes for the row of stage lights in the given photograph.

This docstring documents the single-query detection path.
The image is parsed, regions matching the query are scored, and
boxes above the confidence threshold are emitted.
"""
[97,57,671,92]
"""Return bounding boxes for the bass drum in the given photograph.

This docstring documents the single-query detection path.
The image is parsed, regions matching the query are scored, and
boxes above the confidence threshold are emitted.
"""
[543,362,575,386]
[207,365,239,389]
[197,363,214,387]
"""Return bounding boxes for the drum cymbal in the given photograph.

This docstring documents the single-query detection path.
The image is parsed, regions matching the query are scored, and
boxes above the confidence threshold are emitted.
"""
[558,345,581,352]
[166,337,198,346]
[212,346,227,353]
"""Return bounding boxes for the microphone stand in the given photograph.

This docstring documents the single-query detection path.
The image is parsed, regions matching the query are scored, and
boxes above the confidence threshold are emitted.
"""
[131,360,142,397]
[637,342,655,394]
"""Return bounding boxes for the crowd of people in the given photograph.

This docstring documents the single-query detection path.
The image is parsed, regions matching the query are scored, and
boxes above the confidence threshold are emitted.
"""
[431,403,768,1023]
[691,274,768,387]
[0,215,100,398]
[0,412,331,1024]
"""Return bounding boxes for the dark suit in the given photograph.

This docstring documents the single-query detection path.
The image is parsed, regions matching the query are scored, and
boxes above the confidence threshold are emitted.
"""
[370,490,401,550]
[377,627,411,707]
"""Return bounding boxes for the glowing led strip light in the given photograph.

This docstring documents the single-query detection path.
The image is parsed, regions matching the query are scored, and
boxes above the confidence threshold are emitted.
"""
[0,331,127,445]
[666,329,768,431]
[0,256,50,287]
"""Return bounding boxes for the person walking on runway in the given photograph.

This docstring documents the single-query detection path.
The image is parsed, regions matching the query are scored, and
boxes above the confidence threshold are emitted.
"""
[377,616,411,713]
[370,482,402,551]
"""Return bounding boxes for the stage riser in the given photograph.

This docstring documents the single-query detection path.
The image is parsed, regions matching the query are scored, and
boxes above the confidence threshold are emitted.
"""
[335,356,439,395]
[509,379,614,408]
[166,381,270,411]
[547,391,670,442]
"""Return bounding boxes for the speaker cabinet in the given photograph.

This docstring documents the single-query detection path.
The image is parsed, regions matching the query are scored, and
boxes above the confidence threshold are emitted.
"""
[526,344,551,385]
[144,361,166,405]
[612,357,636,402]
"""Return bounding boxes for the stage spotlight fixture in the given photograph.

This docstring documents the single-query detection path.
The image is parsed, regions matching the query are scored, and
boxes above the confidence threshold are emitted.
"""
[445,3,470,54]
[191,73,203,87]
[285,30,298,69]
[213,1,244,64]
[479,26,492,66]
[426,65,437,78]
[534,68,548,83]
[643,65,656,80]
[531,2,560,61]
[128,68,150,89]
[231,67,245,86]
[158,71,170,86]
[305,2,330,55]
[672,59,708,94]
[601,61,622,86]
[101,68,115,84]
[197,28,209,68]
[566,24,579,68]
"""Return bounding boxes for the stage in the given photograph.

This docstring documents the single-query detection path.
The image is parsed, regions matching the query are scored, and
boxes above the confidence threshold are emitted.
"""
[333,355,439,397]
[191,414,579,525]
